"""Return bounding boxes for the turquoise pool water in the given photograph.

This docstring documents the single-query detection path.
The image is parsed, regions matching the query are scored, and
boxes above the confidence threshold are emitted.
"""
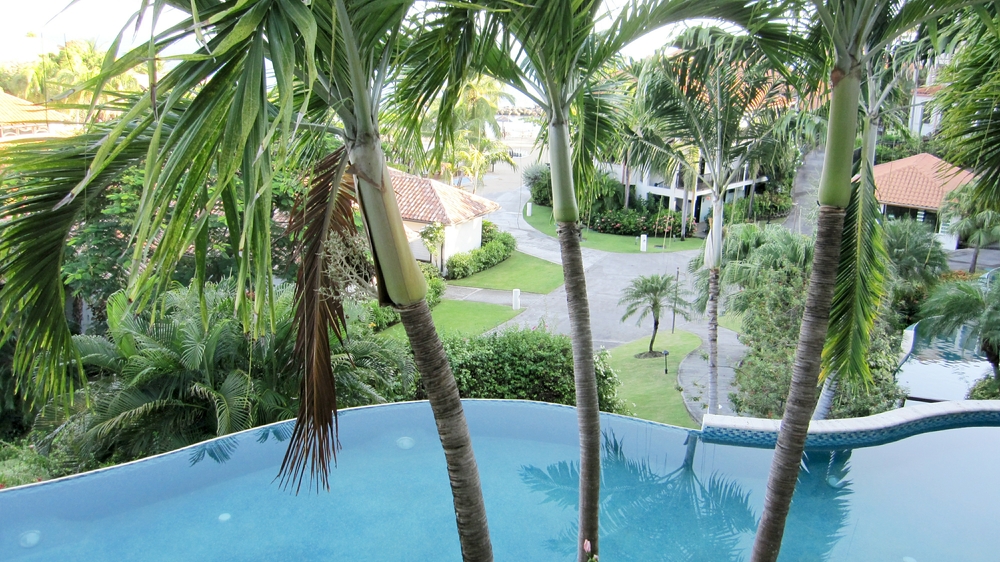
[897,323,991,402]
[2,400,999,561]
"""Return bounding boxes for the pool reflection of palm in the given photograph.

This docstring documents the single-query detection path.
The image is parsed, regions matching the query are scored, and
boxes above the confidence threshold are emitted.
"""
[520,432,755,561]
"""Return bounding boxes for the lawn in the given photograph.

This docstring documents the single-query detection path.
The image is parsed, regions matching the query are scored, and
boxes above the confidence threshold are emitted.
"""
[524,204,705,254]
[718,313,743,334]
[381,300,523,340]
[608,331,702,429]
[448,251,564,294]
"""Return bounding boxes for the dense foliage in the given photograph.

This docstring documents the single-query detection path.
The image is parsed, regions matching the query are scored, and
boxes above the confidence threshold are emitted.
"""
[882,219,949,326]
[723,191,794,224]
[524,163,553,207]
[408,328,627,414]
[446,231,517,279]
[32,281,415,473]
[590,208,696,237]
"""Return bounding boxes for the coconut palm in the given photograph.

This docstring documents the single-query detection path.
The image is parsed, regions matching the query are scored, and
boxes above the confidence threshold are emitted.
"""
[751,0,990,558]
[633,28,790,415]
[619,274,691,354]
[943,183,1000,273]
[399,5,788,559]
[920,280,1000,380]
[0,2,493,557]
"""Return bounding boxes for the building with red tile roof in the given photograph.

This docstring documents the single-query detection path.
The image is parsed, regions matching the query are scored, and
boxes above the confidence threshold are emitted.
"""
[874,153,976,250]
[388,168,501,268]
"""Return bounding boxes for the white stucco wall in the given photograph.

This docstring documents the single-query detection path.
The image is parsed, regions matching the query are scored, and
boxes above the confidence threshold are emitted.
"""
[442,218,483,263]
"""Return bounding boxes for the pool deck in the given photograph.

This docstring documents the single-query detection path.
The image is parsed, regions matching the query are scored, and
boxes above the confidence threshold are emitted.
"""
[701,400,1000,449]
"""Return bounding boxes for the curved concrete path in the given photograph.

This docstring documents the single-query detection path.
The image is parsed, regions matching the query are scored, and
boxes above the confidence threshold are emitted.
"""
[448,180,746,422]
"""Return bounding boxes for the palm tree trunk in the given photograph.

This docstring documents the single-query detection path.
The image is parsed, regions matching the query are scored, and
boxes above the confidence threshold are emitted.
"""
[399,302,493,562]
[650,318,660,353]
[549,117,601,562]
[971,243,980,273]
[812,372,839,421]
[750,67,860,562]
[707,267,720,414]
[353,139,493,562]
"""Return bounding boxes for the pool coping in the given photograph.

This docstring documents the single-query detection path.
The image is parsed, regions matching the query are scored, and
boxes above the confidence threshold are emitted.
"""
[700,400,1000,449]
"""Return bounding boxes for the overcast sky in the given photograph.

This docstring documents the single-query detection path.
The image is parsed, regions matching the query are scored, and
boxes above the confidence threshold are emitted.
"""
[1,0,689,105]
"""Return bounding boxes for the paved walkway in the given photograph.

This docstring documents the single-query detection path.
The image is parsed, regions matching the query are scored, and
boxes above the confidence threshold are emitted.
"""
[449,180,746,421]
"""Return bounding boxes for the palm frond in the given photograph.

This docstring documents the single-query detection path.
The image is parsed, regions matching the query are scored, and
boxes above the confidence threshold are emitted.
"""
[280,148,354,493]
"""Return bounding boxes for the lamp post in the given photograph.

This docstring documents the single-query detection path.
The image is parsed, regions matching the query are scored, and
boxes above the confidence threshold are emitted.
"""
[662,350,670,375]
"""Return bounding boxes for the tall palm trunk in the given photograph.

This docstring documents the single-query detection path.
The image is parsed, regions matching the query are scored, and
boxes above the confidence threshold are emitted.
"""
[706,195,724,414]
[971,243,980,273]
[649,317,660,353]
[750,69,861,562]
[707,267,720,414]
[399,302,492,561]
[550,117,601,562]
[352,138,493,562]
[812,373,838,420]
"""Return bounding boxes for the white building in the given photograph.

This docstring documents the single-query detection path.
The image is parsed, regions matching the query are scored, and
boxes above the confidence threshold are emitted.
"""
[601,162,763,222]
[388,169,501,268]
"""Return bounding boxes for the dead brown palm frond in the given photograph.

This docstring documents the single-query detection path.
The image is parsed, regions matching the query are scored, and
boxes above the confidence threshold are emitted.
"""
[280,147,356,493]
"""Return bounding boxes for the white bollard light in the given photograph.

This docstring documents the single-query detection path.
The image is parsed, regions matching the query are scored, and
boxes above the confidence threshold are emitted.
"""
[640,234,648,252]
[526,202,533,217]
[512,289,521,310]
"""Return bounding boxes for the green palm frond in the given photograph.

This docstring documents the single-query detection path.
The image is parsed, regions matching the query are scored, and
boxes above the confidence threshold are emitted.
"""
[821,157,889,387]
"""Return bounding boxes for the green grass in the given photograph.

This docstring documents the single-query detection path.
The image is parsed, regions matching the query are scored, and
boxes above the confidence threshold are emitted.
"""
[524,204,705,254]
[608,332,702,429]
[381,300,523,340]
[448,251,564,294]
[718,313,744,334]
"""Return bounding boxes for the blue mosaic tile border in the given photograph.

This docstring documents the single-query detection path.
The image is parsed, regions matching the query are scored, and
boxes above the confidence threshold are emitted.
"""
[701,406,1000,450]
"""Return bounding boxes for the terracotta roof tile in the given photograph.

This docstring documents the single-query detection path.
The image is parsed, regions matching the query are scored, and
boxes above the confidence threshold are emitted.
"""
[873,153,975,211]
[389,168,500,226]
[0,90,73,125]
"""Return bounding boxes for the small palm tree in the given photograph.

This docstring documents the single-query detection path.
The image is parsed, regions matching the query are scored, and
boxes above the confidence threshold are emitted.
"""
[619,274,691,355]
[920,281,1000,380]
[943,183,1000,273]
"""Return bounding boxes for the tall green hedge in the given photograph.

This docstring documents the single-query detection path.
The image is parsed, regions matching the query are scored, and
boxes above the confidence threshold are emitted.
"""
[446,230,517,280]
[408,327,628,414]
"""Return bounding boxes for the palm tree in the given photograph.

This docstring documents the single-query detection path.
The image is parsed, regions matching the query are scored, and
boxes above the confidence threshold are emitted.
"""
[751,1,989,559]
[0,2,493,558]
[934,10,1000,208]
[943,183,1000,273]
[882,218,949,324]
[920,280,1000,379]
[399,6,787,559]
[632,28,790,415]
[619,274,691,355]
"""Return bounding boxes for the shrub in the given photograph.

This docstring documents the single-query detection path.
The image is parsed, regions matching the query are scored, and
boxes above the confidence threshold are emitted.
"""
[446,231,517,280]
[420,262,446,308]
[0,441,52,488]
[723,191,793,224]
[589,208,696,237]
[408,327,627,413]
[481,220,499,245]
[968,376,1000,399]
[365,263,445,330]
[523,163,552,206]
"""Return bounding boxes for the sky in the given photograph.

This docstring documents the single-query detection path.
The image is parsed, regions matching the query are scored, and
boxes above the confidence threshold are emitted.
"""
[1,0,693,105]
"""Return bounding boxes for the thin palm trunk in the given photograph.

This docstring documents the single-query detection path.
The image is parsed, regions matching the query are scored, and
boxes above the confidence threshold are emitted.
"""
[812,372,838,420]
[650,317,660,353]
[353,139,493,561]
[707,267,720,414]
[399,301,493,561]
[971,243,980,273]
[750,69,861,562]
[550,118,601,562]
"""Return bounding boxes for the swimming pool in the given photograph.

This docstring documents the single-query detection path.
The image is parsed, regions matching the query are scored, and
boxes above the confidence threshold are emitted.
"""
[2,400,998,561]
[897,322,991,403]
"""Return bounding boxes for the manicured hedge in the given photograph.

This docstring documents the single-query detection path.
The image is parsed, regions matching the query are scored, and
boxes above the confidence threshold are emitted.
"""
[590,208,696,237]
[408,327,628,414]
[446,231,517,280]
[523,163,552,207]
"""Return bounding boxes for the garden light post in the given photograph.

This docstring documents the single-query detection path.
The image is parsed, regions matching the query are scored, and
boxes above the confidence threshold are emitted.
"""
[662,350,670,375]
